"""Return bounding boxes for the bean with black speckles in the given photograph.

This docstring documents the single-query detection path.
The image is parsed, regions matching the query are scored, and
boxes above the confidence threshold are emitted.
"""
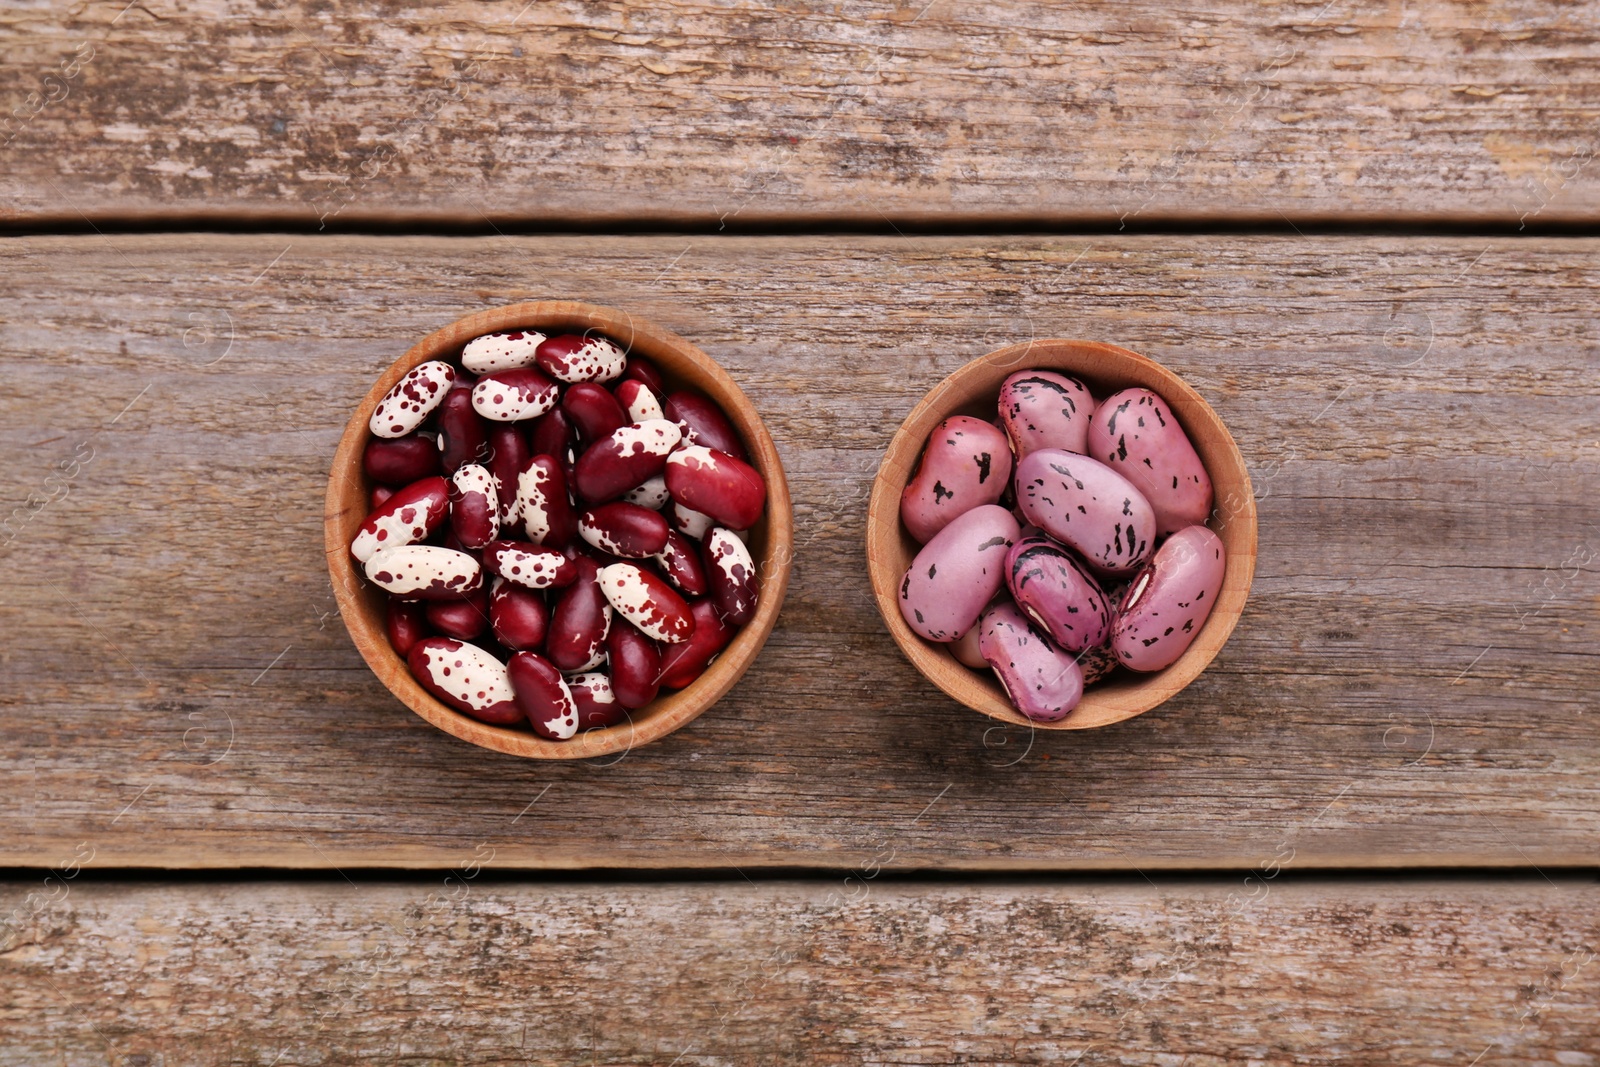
[997,369,1093,459]
[1087,387,1213,535]
[1004,534,1111,653]
[1111,524,1226,672]
[977,601,1083,722]
[898,504,1020,642]
[899,415,1013,545]
[1014,448,1155,576]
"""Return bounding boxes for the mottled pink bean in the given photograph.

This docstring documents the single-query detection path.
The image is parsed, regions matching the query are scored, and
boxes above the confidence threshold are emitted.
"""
[1014,449,1155,576]
[977,602,1084,722]
[899,415,1012,544]
[897,504,1019,642]
[1087,388,1214,535]
[997,370,1093,458]
[1111,524,1226,672]
[1004,534,1111,653]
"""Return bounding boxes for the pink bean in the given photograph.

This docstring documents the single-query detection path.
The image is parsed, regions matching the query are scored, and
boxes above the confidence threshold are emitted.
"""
[899,415,1012,545]
[1111,524,1226,672]
[1088,388,1214,535]
[977,601,1083,722]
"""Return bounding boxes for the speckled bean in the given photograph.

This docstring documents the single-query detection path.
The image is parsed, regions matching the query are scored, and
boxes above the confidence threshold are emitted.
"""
[448,464,501,550]
[899,416,1013,544]
[657,599,733,689]
[506,651,579,739]
[654,530,709,597]
[350,475,450,563]
[997,370,1093,458]
[461,329,546,374]
[409,637,521,724]
[1087,388,1214,535]
[977,602,1084,722]
[1111,524,1226,672]
[1004,534,1111,653]
[471,367,560,422]
[664,444,765,530]
[482,540,578,590]
[702,526,759,626]
[1014,449,1156,576]
[579,502,670,558]
[371,361,456,438]
[567,671,628,730]
[515,455,578,549]
[573,419,683,504]
[897,504,1020,642]
[535,334,627,384]
[597,563,695,644]
[615,379,664,424]
[365,545,483,600]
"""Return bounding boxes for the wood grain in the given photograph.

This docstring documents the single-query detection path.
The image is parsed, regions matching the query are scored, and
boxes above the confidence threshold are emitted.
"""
[2,878,1596,1063]
[3,1,1600,226]
[0,234,1597,870]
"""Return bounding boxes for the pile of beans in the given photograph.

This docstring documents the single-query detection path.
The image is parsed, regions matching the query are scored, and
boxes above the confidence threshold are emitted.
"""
[897,370,1226,722]
[354,329,765,740]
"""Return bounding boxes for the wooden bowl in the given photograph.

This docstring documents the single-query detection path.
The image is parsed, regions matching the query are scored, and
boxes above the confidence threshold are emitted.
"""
[326,301,793,759]
[865,340,1257,730]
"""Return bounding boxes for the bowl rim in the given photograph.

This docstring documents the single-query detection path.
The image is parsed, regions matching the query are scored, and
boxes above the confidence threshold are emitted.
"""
[325,300,793,759]
[865,338,1258,730]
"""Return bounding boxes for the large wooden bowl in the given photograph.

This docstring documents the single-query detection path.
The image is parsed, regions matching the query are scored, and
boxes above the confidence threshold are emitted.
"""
[327,301,793,759]
[866,340,1257,731]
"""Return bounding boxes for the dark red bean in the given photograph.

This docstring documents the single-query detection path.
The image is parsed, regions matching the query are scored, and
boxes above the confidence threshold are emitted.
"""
[569,672,628,730]
[572,420,682,504]
[489,578,549,652]
[621,355,666,395]
[546,556,612,672]
[486,424,531,524]
[350,475,452,563]
[562,382,628,443]
[654,530,709,597]
[535,333,626,383]
[579,501,670,558]
[434,385,492,473]
[514,454,579,549]
[471,367,560,422]
[657,599,734,689]
[613,379,664,423]
[385,598,431,658]
[663,391,748,461]
[606,623,661,709]
[424,584,491,641]
[506,651,580,740]
[663,445,766,530]
[370,485,395,510]
[482,540,579,590]
[702,527,760,626]
[448,464,501,550]
[529,407,577,466]
[364,434,441,486]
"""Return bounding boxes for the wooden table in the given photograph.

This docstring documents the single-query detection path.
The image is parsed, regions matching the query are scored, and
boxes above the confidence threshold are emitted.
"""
[3,3,1597,1062]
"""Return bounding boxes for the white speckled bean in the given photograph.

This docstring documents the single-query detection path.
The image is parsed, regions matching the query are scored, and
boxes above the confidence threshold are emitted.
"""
[977,601,1084,722]
[670,501,715,540]
[621,474,670,510]
[703,526,759,626]
[408,637,521,724]
[506,651,579,739]
[364,544,483,600]
[897,504,1020,642]
[536,334,628,383]
[572,419,683,503]
[899,416,1014,545]
[1111,524,1226,672]
[568,670,628,730]
[350,476,450,563]
[370,361,456,438]
[447,464,501,550]
[460,329,547,374]
[997,369,1094,458]
[1087,388,1214,535]
[615,379,665,423]
[471,367,560,422]
[597,563,695,643]
[1014,449,1156,576]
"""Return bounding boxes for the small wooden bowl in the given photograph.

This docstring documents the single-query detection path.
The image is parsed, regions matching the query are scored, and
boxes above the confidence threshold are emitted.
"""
[326,301,793,759]
[865,340,1257,731]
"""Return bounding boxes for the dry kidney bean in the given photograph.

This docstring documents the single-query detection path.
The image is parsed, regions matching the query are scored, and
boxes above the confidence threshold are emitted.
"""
[899,415,1012,545]
[669,501,715,541]
[615,379,664,423]
[997,369,1093,458]
[350,475,451,563]
[566,671,628,730]
[536,334,627,383]
[489,577,549,651]
[663,391,748,460]
[434,385,491,474]
[409,638,521,724]
[606,623,661,709]
[370,485,395,510]
[485,425,530,524]
[977,602,1083,722]
[621,355,666,394]
[515,455,578,549]
[703,526,759,626]
[664,445,765,530]
[1111,524,1226,672]
[563,382,628,442]
[948,623,988,669]
[579,502,671,558]
[573,419,682,503]
[386,599,431,658]
[482,540,578,590]
[654,529,709,597]
[364,434,441,486]
[372,361,456,438]
[898,504,1019,642]
[657,599,733,688]
[621,474,670,510]
[1087,388,1214,535]
[547,556,612,672]
[1004,534,1111,653]
[471,367,559,422]
[1014,449,1155,576]
[425,585,491,641]
[365,544,483,600]
[506,651,579,739]
[529,407,577,466]
[448,464,501,550]
[461,329,545,374]
[598,563,695,643]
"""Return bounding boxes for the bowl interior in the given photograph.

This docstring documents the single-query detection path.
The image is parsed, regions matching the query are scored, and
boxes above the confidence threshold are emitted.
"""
[326,301,793,759]
[865,339,1257,730]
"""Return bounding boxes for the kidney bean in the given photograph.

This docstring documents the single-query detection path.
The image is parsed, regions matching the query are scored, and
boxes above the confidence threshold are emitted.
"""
[364,434,441,486]
[425,584,491,641]
[664,444,765,530]
[514,455,579,549]
[448,464,501,550]
[572,419,683,503]
[350,475,451,563]
[606,623,661,709]
[669,501,715,541]
[1078,642,1119,685]
[657,599,734,689]
[482,540,578,590]
[702,526,759,626]
[409,637,521,724]
[621,474,670,510]
[977,602,1083,722]
[366,544,483,600]
[1088,388,1214,535]
[371,360,456,438]
[434,386,492,473]
[370,485,395,510]
[536,333,627,383]
[898,504,1019,641]
[899,415,1013,545]
[662,391,748,460]
[580,502,670,558]
[562,382,628,442]
[1014,449,1155,576]
[471,367,559,422]
[529,406,577,466]
[489,577,549,651]
[485,425,531,524]
[997,369,1094,459]
[547,556,613,672]
[386,598,431,658]
[506,651,579,739]
[614,379,664,423]
[1111,524,1226,672]
[597,563,695,644]
[621,355,666,394]
[653,529,709,597]
[1004,534,1111,653]
[568,671,629,730]
[461,329,546,374]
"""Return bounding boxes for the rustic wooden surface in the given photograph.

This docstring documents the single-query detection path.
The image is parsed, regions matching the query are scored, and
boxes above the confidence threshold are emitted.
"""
[2,878,1596,1064]
[2,233,1595,871]
[4,0,1600,227]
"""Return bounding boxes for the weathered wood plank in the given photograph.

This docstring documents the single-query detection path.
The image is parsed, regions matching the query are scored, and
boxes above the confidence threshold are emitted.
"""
[1,879,1596,1063]
[3,1,1599,225]
[0,234,1596,870]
